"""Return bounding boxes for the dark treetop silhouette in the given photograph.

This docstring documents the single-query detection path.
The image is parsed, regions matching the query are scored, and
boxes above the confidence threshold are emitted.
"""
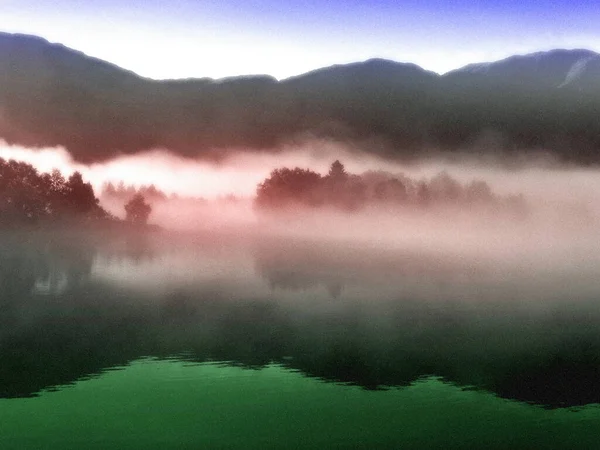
[125,193,152,225]
[255,160,527,215]
[103,182,168,204]
[0,158,158,229]
[0,158,110,226]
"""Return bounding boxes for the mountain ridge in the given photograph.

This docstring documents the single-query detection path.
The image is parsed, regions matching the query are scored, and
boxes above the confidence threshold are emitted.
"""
[4,31,599,84]
[0,31,599,165]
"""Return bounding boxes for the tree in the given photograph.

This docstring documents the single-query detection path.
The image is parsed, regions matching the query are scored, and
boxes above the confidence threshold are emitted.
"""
[103,181,117,196]
[429,171,462,202]
[416,181,431,207]
[0,159,47,223]
[373,177,407,203]
[328,160,347,181]
[0,160,111,226]
[125,194,152,225]
[255,167,323,210]
[465,180,494,204]
[65,171,98,215]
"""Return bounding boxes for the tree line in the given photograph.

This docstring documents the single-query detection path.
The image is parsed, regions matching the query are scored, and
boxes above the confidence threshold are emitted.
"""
[1,156,527,227]
[102,181,170,203]
[255,160,528,215]
[0,158,152,227]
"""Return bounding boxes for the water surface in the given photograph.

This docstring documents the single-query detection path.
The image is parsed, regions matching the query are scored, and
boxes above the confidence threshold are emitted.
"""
[2,228,600,448]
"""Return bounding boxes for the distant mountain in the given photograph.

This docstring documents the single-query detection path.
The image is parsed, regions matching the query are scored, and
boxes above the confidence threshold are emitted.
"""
[446,49,600,90]
[0,32,599,164]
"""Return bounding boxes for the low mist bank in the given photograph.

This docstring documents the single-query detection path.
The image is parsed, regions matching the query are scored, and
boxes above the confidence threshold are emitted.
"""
[89,148,600,263]
[3,139,600,255]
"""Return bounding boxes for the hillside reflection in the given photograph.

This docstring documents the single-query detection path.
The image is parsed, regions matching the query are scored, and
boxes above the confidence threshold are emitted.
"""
[2,229,600,408]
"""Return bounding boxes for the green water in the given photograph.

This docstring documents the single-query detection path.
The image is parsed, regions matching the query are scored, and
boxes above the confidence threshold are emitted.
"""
[3,229,600,448]
[1,359,599,450]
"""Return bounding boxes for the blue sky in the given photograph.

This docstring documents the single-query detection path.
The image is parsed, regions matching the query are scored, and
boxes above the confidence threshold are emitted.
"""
[3,0,600,79]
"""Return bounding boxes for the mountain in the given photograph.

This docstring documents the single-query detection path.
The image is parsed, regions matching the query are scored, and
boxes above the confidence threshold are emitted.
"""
[446,49,600,90]
[438,49,600,161]
[0,32,599,164]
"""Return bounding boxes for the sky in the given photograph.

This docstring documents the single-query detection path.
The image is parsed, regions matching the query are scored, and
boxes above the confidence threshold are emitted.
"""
[3,0,600,80]
[2,1,600,198]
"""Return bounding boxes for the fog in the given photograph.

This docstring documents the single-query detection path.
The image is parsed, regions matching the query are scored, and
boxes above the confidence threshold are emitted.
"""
[3,216,600,407]
[87,141,600,265]
[4,137,600,259]
[3,137,600,407]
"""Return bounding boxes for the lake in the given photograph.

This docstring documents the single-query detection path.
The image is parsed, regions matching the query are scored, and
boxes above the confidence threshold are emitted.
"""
[1,225,600,449]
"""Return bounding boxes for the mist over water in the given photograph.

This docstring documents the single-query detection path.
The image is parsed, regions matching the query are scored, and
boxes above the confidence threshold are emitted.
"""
[4,139,600,305]
[4,142,600,450]
[2,211,600,407]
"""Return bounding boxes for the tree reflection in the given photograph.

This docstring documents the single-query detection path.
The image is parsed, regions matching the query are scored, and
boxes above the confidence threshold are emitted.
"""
[253,237,489,296]
[2,232,600,408]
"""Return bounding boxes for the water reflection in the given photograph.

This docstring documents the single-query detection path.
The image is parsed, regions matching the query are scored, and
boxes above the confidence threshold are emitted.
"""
[2,229,600,408]
[253,236,496,297]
